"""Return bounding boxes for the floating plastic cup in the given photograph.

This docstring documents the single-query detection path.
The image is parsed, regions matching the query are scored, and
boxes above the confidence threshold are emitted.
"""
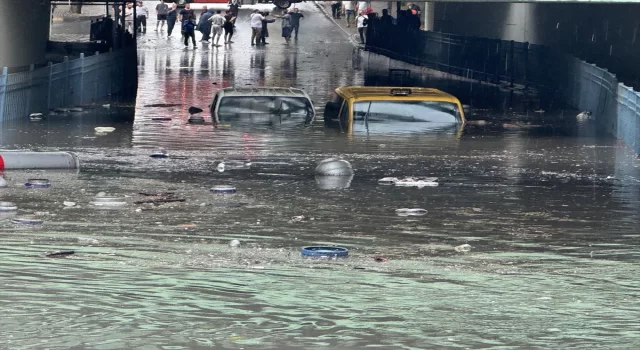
[12,216,43,225]
[301,246,349,258]
[90,195,127,207]
[25,179,51,188]
[0,201,18,211]
[211,185,237,194]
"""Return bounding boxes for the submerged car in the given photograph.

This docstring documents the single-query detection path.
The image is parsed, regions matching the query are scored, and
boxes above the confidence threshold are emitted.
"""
[209,87,315,127]
[324,87,466,134]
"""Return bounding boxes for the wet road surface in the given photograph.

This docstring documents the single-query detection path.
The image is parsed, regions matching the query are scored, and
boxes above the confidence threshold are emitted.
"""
[2,2,640,349]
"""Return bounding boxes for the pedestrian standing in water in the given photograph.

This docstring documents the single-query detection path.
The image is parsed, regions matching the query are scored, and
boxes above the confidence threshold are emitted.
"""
[278,9,293,44]
[356,10,367,44]
[198,8,214,43]
[209,10,226,47]
[124,2,134,34]
[259,12,276,45]
[223,10,236,44]
[229,0,240,18]
[288,8,304,40]
[330,1,341,19]
[182,13,197,48]
[166,3,178,37]
[178,3,195,22]
[343,1,355,27]
[250,9,264,46]
[199,6,208,21]
[136,1,149,33]
[155,0,169,32]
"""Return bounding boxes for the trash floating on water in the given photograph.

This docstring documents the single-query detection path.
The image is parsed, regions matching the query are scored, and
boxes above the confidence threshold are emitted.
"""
[29,113,44,121]
[0,176,7,188]
[378,177,438,187]
[90,195,127,207]
[95,127,116,133]
[63,201,76,207]
[454,244,472,253]
[150,150,168,158]
[188,115,205,123]
[315,174,353,190]
[217,160,251,172]
[25,179,51,189]
[395,208,428,216]
[229,239,241,248]
[301,246,349,258]
[288,215,307,223]
[69,107,84,113]
[315,158,354,176]
[576,111,592,120]
[102,104,111,109]
[373,256,389,262]
[44,250,75,258]
[211,185,236,194]
[0,201,18,211]
[12,216,43,225]
[151,117,172,121]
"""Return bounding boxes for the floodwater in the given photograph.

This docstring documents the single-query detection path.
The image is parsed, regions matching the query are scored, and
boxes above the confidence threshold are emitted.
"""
[2,2,640,349]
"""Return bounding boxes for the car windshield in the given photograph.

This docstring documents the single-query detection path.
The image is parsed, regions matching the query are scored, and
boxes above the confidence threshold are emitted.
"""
[218,96,313,116]
[353,100,461,124]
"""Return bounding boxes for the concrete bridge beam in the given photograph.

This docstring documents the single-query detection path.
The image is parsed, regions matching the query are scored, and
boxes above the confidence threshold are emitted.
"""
[0,0,52,69]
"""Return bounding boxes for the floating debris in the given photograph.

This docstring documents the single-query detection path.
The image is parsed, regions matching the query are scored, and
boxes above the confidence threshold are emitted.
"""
[12,216,43,225]
[211,185,237,194]
[63,201,76,207]
[301,246,349,258]
[0,201,18,211]
[151,117,172,121]
[454,244,472,253]
[379,177,438,187]
[91,195,127,207]
[29,113,44,121]
[373,256,389,262]
[95,127,116,133]
[44,250,75,258]
[229,239,241,248]
[576,111,592,120]
[315,158,354,176]
[395,208,427,216]
[25,179,51,189]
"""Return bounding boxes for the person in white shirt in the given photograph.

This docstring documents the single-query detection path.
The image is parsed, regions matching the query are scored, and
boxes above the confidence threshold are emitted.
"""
[124,2,134,34]
[250,10,265,46]
[208,10,226,47]
[343,1,355,27]
[356,11,367,44]
[136,1,149,33]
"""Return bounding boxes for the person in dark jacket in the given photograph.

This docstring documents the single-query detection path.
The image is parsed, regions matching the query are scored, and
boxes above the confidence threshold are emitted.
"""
[197,8,214,42]
[223,10,236,44]
[259,11,276,45]
[166,3,178,37]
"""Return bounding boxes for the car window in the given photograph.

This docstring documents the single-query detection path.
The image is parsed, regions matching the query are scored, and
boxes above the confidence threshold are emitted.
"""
[218,96,313,116]
[353,100,461,123]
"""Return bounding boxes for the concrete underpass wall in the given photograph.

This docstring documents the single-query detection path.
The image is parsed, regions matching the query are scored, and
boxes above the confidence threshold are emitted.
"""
[433,3,640,87]
[0,0,52,69]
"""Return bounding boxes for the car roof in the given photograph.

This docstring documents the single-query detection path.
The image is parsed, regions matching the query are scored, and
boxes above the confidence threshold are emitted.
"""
[335,86,461,103]
[218,87,311,98]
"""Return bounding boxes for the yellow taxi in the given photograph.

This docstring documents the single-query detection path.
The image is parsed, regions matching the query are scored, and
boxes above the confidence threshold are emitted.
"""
[323,87,466,134]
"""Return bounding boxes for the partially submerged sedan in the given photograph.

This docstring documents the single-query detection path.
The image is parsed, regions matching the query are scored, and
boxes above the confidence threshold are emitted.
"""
[324,87,466,134]
[209,87,315,127]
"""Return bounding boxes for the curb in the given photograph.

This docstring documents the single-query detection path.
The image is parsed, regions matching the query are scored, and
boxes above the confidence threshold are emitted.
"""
[313,1,358,47]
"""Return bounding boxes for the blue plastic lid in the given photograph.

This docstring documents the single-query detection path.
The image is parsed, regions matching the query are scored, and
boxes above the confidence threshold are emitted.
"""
[25,179,51,188]
[301,246,349,258]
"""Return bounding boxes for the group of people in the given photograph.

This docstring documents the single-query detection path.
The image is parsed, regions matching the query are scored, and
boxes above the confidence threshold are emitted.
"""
[249,8,304,46]
[328,1,372,44]
[125,1,305,49]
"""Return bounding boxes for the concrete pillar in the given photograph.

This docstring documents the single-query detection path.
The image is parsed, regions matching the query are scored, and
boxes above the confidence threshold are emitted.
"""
[422,2,435,31]
[0,0,52,69]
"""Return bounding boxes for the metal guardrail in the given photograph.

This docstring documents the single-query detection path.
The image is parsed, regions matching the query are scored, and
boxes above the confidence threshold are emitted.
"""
[0,48,136,121]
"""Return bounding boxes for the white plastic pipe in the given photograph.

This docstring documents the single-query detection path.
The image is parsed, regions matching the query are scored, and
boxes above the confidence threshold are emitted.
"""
[0,152,79,170]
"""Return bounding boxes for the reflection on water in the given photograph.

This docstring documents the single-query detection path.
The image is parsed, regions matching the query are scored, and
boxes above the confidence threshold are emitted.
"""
[1,4,640,349]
